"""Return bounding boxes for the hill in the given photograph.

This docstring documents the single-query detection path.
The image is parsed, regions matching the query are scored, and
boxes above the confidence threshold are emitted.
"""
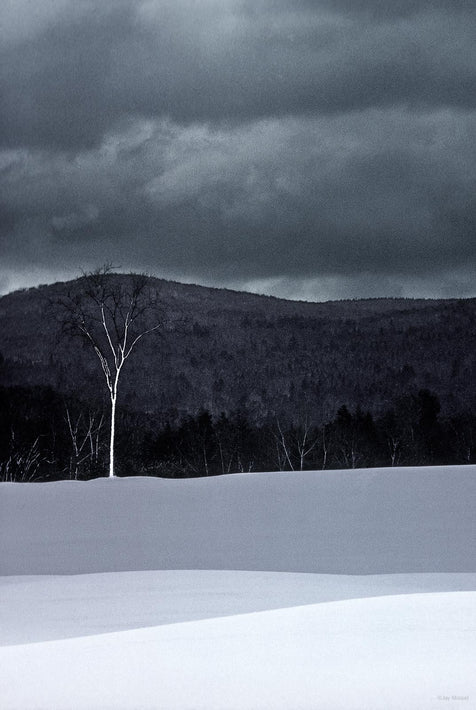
[1,275,475,422]
[1,275,476,477]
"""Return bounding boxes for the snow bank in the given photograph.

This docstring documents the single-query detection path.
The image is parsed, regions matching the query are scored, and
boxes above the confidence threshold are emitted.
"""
[1,466,476,575]
[1,466,475,709]
[1,590,475,710]
[3,569,476,645]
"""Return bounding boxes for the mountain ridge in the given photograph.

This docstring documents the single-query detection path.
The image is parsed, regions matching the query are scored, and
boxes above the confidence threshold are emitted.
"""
[0,273,461,315]
[1,275,475,426]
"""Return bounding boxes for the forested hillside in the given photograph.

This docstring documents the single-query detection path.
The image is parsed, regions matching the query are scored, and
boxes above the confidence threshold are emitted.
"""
[1,275,475,479]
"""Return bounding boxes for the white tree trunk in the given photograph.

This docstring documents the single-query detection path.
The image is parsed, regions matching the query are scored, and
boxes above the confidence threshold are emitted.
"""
[109,394,117,478]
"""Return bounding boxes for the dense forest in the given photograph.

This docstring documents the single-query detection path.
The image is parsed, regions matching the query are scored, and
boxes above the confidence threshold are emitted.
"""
[1,275,475,480]
[1,384,475,481]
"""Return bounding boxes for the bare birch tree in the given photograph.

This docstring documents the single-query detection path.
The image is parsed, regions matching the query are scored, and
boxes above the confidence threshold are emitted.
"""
[273,416,320,471]
[57,266,164,477]
[65,406,105,479]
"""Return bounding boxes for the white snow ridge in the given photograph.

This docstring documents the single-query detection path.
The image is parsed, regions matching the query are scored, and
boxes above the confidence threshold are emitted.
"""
[1,466,476,709]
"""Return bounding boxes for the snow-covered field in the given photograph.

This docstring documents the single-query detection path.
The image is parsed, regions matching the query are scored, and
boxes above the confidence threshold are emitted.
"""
[1,466,475,709]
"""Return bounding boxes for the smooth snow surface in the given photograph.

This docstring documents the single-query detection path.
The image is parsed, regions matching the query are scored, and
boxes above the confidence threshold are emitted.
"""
[1,466,476,575]
[1,466,475,709]
[1,591,475,710]
[3,569,476,645]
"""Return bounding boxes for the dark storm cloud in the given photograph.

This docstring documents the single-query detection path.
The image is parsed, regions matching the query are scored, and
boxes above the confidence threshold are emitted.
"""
[1,0,475,150]
[1,1,475,300]
[316,0,474,18]
[2,110,475,292]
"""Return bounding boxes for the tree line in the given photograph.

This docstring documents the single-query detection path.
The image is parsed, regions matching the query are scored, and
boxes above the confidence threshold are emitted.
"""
[1,384,475,481]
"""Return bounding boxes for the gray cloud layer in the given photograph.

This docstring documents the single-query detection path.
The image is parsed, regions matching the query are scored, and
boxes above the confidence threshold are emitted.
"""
[1,0,475,299]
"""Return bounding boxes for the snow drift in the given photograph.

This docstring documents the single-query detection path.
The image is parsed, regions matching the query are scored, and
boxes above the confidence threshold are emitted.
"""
[2,590,475,710]
[1,465,476,576]
[1,466,475,710]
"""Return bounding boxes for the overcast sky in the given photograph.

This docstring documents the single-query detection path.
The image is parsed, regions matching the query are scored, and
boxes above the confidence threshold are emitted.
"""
[1,0,475,300]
